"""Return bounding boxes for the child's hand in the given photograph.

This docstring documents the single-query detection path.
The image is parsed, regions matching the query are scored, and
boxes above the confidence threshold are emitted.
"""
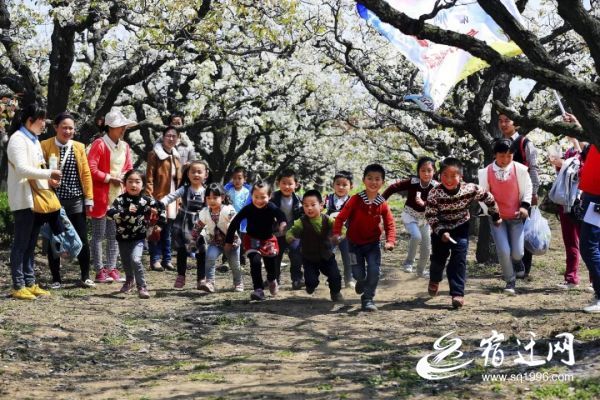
[384,242,394,252]
[289,238,300,250]
[516,208,529,220]
[129,204,138,213]
[278,221,287,235]
[331,235,341,245]
[441,232,451,243]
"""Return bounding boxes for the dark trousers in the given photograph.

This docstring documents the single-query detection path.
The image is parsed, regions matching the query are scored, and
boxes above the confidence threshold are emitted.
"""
[47,211,90,283]
[249,252,278,290]
[176,246,206,279]
[580,193,600,298]
[149,219,173,265]
[275,235,303,282]
[522,249,532,276]
[10,209,40,289]
[430,231,469,297]
[303,255,342,294]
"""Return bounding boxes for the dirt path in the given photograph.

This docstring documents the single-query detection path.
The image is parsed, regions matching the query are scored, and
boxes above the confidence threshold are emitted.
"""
[0,215,599,399]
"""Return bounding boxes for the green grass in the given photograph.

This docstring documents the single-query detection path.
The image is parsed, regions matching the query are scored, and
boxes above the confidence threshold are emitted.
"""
[529,378,600,400]
[575,328,600,341]
[60,288,91,298]
[275,349,296,358]
[100,333,128,347]
[188,371,226,383]
[213,314,255,327]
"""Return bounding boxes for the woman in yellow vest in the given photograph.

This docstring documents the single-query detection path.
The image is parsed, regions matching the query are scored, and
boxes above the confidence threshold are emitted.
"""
[40,112,95,289]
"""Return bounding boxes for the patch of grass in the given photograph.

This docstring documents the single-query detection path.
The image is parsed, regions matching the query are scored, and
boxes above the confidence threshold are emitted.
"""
[362,341,395,352]
[529,378,600,400]
[188,371,226,383]
[386,363,421,396]
[575,328,600,341]
[100,333,128,347]
[60,289,90,298]
[192,363,211,371]
[275,349,296,358]
[316,383,333,391]
[122,317,145,327]
[213,314,255,327]
[366,374,384,387]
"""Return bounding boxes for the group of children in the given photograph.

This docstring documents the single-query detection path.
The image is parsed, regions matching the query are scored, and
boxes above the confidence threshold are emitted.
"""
[106,151,514,312]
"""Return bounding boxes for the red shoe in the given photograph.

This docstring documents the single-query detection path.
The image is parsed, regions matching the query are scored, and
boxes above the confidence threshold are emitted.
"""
[95,268,114,283]
[428,280,439,297]
[174,275,186,289]
[452,296,464,309]
[108,268,126,283]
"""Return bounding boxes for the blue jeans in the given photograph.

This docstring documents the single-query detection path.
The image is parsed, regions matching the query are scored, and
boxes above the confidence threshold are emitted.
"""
[205,244,242,285]
[580,193,600,298]
[430,232,469,297]
[348,241,381,301]
[149,219,173,265]
[118,239,146,288]
[337,238,354,284]
[490,218,524,283]
[10,209,41,289]
[405,222,431,273]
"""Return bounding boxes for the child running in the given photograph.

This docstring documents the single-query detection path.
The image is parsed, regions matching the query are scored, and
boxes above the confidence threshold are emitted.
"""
[107,170,166,298]
[225,181,287,301]
[426,157,501,309]
[324,170,355,288]
[333,164,396,312]
[287,190,344,302]
[383,157,437,277]
[161,160,208,289]
[192,183,244,293]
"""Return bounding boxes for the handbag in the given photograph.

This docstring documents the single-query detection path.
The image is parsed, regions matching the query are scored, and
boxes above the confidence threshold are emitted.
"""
[28,179,61,214]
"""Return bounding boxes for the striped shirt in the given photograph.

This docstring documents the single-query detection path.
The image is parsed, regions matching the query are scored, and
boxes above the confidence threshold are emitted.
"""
[426,182,499,235]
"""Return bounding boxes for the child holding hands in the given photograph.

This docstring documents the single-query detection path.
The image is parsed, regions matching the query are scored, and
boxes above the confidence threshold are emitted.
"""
[107,170,166,298]
[287,190,344,302]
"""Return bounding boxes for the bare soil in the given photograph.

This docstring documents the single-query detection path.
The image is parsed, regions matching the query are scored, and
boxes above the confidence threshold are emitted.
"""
[0,214,599,400]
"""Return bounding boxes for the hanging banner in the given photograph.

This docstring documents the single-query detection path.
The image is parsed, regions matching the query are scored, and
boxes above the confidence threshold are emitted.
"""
[357,1,523,110]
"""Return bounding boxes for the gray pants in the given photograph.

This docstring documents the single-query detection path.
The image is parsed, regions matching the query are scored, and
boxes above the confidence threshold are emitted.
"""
[404,221,431,274]
[118,240,146,288]
[91,217,118,271]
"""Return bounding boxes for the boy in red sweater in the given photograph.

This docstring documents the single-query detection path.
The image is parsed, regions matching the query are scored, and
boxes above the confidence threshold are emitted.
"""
[333,164,396,311]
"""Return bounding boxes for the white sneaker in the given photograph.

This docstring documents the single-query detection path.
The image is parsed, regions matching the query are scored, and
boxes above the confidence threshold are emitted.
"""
[556,282,579,290]
[403,264,414,273]
[585,284,595,293]
[583,299,600,313]
[417,269,430,279]
[81,279,96,288]
[345,281,356,289]
[50,282,61,290]
[233,282,244,292]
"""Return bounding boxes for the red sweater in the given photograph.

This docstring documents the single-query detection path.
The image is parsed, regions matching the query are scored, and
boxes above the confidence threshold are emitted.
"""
[333,191,396,245]
[580,145,600,196]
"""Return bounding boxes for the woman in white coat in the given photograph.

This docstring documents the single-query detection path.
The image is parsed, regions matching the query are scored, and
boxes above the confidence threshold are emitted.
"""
[7,103,63,300]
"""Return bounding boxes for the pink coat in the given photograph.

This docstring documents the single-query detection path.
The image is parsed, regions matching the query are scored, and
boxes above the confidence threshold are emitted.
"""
[87,137,133,218]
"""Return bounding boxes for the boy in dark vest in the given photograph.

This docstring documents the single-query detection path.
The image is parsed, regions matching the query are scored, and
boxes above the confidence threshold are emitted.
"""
[286,190,344,302]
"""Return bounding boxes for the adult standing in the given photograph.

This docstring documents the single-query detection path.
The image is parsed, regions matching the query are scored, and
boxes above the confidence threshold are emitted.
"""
[478,139,532,295]
[6,103,61,299]
[498,113,540,278]
[87,108,134,283]
[40,112,95,288]
[578,139,600,313]
[155,113,196,166]
[145,125,182,271]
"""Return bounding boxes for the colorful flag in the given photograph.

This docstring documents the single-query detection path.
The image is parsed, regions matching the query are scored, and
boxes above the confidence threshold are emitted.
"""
[357,1,523,111]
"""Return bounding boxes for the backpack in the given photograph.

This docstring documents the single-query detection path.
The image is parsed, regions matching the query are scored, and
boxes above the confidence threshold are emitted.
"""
[548,156,581,212]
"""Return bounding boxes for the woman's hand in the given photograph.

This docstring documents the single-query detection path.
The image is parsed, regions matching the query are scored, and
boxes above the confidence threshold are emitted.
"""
[516,207,529,220]
[48,178,60,188]
[50,170,62,181]
[109,175,123,185]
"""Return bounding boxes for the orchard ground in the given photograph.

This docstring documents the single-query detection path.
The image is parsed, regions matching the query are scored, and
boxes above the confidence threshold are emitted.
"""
[0,208,599,400]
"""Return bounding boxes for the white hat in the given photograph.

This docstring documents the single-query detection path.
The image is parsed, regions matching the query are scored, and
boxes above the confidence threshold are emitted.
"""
[105,108,136,128]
